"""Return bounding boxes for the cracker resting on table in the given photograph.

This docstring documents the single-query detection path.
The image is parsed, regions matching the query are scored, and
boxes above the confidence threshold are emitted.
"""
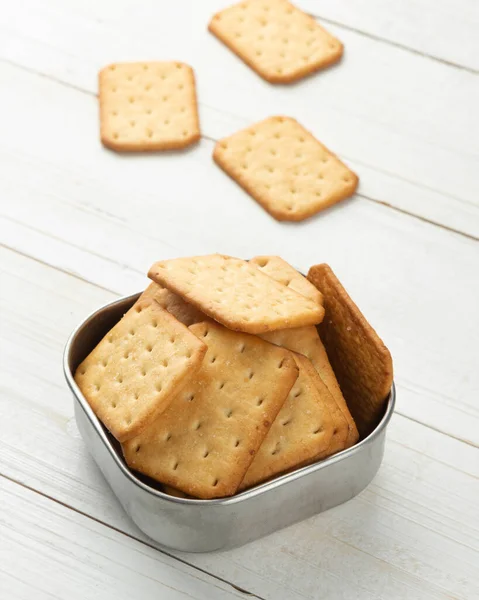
[148,254,324,333]
[122,322,299,498]
[208,0,343,83]
[74,299,207,442]
[213,117,358,221]
[99,61,200,151]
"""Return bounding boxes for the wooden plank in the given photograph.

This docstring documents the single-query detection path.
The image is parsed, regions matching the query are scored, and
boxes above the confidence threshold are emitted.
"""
[299,0,479,71]
[1,246,478,599]
[1,6,478,235]
[0,478,248,600]
[1,64,478,441]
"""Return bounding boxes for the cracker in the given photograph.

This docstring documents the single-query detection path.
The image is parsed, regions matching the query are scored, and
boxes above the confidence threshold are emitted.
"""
[74,299,207,442]
[208,0,343,83]
[148,254,324,334]
[261,326,358,448]
[162,485,190,499]
[138,282,205,326]
[213,117,358,221]
[250,255,323,305]
[122,321,299,498]
[99,61,200,151]
[308,264,393,437]
[240,353,333,490]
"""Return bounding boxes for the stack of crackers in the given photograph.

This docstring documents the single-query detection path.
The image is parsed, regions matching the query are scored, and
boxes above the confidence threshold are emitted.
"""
[98,0,358,222]
[75,255,393,499]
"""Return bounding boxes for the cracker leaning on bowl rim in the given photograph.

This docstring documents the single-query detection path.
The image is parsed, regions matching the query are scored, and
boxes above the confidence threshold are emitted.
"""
[148,254,325,334]
[122,321,299,499]
[308,263,393,438]
[74,299,207,442]
[251,256,357,447]
[239,352,334,490]
[261,326,358,448]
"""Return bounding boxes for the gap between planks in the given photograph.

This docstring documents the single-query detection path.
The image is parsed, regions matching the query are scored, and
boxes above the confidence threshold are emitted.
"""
[305,14,479,76]
[0,58,477,243]
[0,472,265,600]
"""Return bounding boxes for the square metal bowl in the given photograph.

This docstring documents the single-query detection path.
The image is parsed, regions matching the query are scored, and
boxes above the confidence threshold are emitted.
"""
[64,293,395,552]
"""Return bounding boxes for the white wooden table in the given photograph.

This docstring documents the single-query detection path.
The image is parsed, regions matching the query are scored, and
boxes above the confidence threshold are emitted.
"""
[1,1,478,598]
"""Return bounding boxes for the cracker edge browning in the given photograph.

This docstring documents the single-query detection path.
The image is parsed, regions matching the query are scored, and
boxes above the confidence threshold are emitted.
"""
[207,5,343,84]
[148,255,325,334]
[98,62,201,152]
[308,263,393,437]
[213,117,359,221]
[75,298,207,442]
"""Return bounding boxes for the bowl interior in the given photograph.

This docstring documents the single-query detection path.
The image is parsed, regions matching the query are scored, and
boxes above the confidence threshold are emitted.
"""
[65,293,395,499]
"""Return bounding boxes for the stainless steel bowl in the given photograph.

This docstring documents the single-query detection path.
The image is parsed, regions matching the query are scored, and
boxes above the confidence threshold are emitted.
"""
[64,293,395,552]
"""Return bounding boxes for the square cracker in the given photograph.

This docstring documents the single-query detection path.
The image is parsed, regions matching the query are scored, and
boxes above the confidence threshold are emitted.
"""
[261,326,358,448]
[99,61,200,151]
[122,322,299,498]
[148,254,324,334]
[308,264,393,438]
[213,116,358,221]
[138,282,205,326]
[239,353,334,490]
[250,255,323,305]
[74,299,206,442]
[208,0,343,83]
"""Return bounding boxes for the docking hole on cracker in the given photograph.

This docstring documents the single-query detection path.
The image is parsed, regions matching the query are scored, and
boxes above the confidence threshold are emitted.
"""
[208,0,343,83]
[99,61,201,152]
[76,254,391,498]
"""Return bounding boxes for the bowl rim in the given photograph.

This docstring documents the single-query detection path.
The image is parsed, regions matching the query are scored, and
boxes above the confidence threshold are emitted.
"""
[63,292,396,506]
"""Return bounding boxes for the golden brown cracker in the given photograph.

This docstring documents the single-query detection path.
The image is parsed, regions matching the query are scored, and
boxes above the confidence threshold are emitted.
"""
[250,255,323,304]
[148,254,324,334]
[213,117,358,221]
[208,0,343,83]
[74,299,206,442]
[162,485,191,499]
[261,326,358,448]
[122,322,299,498]
[240,353,333,490]
[308,264,393,437]
[99,61,200,151]
[138,282,205,326]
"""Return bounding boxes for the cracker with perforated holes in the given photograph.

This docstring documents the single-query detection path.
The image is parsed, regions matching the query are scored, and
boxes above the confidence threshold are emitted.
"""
[261,326,357,449]
[148,254,324,334]
[74,299,207,442]
[208,0,343,83]
[239,353,333,490]
[250,255,323,305]
[308,264,393,438]
[138,282,205,326]
[249,256,357,447]
[213,117,358,221]
[122,321,299,498]
[99,61,200,151]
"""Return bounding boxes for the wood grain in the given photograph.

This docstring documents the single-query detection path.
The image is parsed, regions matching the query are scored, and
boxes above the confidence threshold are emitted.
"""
[1,247,478,599]
[1,1,478,596]
[0,477,247,600]
[0,3,478,235]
